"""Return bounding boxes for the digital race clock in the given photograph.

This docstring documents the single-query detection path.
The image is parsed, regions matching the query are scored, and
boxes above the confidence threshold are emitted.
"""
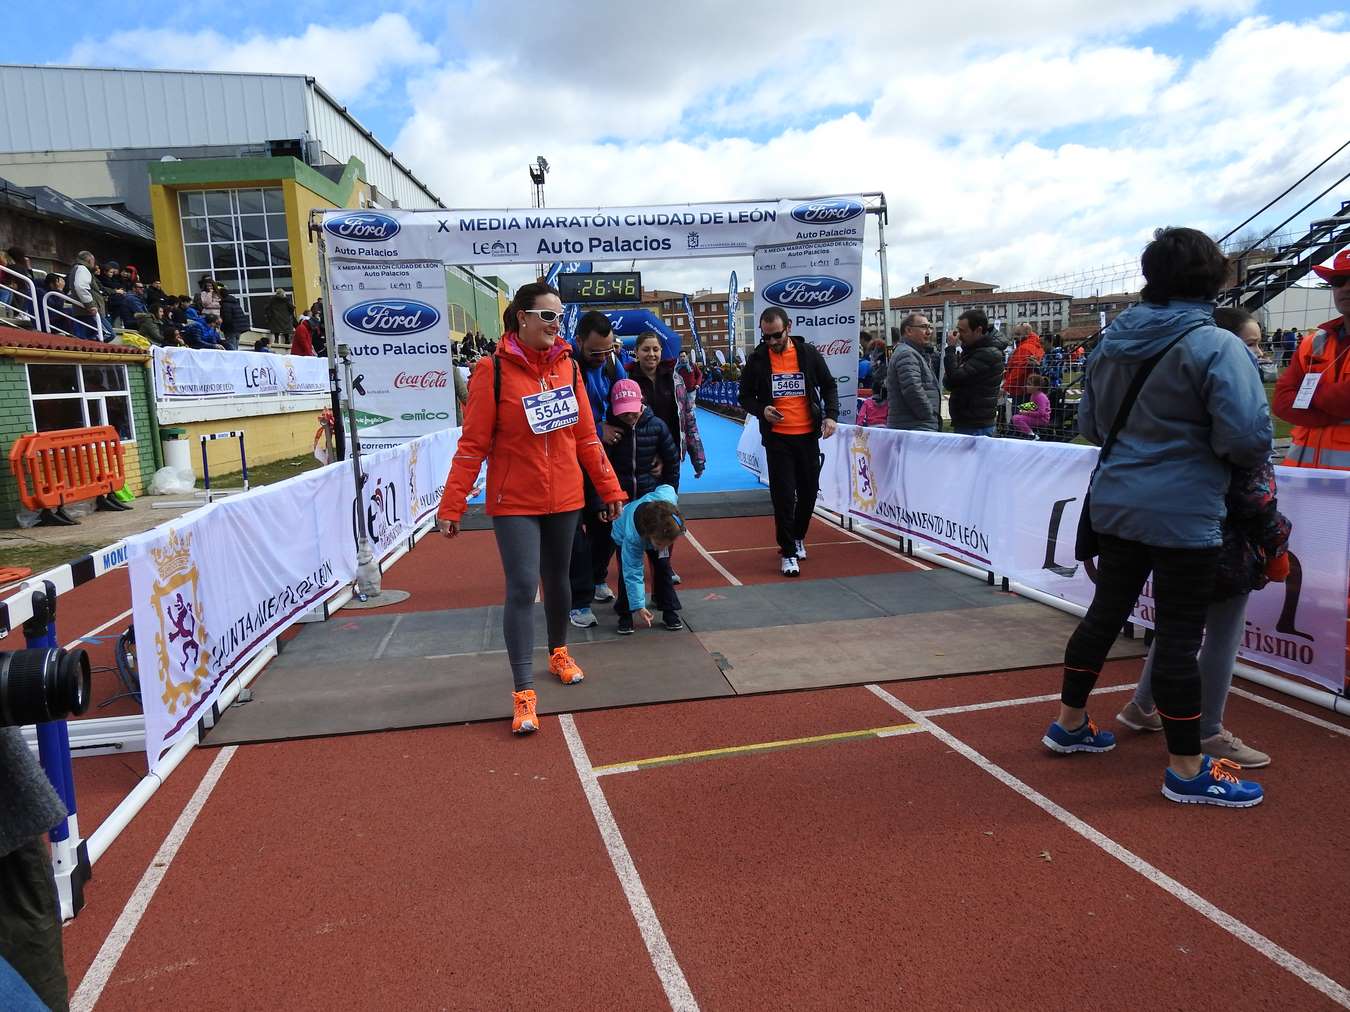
[558,272,643,304]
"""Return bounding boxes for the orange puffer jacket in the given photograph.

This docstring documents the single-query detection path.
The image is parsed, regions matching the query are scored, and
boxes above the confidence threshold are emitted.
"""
[438,334,625,520]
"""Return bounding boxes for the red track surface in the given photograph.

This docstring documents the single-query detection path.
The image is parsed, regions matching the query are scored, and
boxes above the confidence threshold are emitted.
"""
[29,515,1350,1009]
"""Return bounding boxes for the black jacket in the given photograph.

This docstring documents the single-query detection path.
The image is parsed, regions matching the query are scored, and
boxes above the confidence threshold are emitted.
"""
[738,336,840,442]
[218,293,249,337]
[943,336,1005,429]
[607,406,680,499]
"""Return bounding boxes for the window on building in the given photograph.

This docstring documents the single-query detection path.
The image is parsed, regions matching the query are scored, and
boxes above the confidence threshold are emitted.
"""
[27,363,135,441]
[179,187,290,326]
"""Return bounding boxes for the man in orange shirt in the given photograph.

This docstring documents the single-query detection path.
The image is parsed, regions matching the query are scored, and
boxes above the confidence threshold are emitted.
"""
[738,307,840,576]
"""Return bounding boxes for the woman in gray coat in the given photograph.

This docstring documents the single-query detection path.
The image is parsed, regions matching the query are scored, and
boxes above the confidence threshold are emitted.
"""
[886,313,941,430]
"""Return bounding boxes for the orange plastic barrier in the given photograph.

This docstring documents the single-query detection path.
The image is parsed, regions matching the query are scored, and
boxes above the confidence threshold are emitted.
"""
[9,426,127,514]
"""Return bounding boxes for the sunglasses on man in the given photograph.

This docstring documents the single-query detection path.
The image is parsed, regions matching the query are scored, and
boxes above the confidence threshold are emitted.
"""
[522,309,565,323]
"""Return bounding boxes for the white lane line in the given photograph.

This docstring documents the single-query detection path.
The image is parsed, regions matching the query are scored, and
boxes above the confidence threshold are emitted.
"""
[919,683,1136,717]
[706,541,854,554]
[72,746,238,1012]
[372,613,405,661]
[1230,687,1350,739]
[63,607,133,649]
[684,530,741,587]
[559,714,698,1011]
[835,521,934,571]
[865,683,1350,1009]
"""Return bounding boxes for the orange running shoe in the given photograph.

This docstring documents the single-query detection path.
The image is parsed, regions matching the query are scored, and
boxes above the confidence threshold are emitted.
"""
[512,690,539,734]
[548,646,584,684]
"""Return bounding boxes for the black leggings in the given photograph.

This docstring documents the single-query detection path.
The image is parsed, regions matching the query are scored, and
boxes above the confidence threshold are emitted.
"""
[492,512,579,692]
[1061,534,1219,756]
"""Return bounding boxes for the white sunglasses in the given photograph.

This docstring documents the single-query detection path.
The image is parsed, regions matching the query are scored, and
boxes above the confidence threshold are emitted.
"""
[522,309,564,324]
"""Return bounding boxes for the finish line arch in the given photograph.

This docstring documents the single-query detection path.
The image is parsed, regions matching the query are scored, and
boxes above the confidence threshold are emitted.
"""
[315,193,891,449]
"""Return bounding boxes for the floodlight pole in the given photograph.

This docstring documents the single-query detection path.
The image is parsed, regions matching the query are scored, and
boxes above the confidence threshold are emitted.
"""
[530,155,550,280]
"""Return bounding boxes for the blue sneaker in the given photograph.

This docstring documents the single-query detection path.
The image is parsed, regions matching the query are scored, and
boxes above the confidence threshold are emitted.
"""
[1042,716,1116,754]
[1162,756,1263,808]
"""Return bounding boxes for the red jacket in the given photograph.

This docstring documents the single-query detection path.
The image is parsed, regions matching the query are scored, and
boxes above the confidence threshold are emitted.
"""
[1273,316,1350,470]
[438,334,625,520]
[1003,332,1043,398]
[290,319,315,357]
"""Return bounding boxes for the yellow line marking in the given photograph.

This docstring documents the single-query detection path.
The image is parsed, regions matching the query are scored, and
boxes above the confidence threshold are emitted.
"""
[591,722,923,774]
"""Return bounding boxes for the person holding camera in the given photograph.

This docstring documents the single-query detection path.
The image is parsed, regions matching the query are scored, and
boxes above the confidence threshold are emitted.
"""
[0,727,71,1010]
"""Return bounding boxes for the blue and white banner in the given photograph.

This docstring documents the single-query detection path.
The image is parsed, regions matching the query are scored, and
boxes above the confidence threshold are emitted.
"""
[320,197,867,265]
[151,346,328,400]
[545,261,592,287]
[328,259,455,450]
[811,425,1350,692]
[727,270,739,358]
[128,428,458,771]
[683,295,703,360]
[754,239,863,424]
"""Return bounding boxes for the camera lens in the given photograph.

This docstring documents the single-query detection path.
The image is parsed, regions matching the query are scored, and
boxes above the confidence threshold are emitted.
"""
[0,647,91,727]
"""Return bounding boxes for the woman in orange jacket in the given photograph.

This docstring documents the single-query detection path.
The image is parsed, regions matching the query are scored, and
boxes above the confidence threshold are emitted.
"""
[437,282,626,734]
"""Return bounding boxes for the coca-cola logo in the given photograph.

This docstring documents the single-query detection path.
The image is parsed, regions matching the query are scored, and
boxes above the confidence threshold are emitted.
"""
[817,338,856,356]
[394,369,448,389]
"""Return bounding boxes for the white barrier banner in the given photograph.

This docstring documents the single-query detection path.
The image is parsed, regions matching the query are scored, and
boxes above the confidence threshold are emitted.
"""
[811,425,1350,691]
[128,429,458,770]
[736,416,768,485]
[151,346,328,400]
[329,260,456,450]
[319,197,867,265]
[753,239,862,424]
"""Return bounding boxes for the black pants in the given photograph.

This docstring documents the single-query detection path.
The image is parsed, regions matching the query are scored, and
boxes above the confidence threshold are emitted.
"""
[0,837,68,1012]
[615,550,681,617]
[1061,534,1219,757]
[568,502,613,609]
[764,431,821,557]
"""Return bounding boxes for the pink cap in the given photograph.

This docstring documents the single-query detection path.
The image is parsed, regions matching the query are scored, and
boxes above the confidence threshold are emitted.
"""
[610,379,644,415]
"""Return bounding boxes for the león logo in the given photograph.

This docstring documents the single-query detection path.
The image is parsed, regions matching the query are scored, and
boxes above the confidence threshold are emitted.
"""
[849,427,877,513]
[149,528,210,713]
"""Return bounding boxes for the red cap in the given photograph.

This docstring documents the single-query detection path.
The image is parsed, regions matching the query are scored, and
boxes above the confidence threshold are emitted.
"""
[1311,249,1350,281]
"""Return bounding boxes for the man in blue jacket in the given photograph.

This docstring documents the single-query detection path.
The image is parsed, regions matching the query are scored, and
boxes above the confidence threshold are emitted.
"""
[568,311,635,627]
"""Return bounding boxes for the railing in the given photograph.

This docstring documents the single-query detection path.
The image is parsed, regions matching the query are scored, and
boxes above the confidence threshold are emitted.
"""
[0,262,40,328]
[41,288,96,339]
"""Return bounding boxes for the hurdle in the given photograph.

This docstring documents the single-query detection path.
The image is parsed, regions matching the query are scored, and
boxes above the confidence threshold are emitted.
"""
[152,430,249,509]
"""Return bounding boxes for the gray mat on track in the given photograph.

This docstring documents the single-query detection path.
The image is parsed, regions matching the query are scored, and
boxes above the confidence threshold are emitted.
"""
[206,626,733,745]
[680,568,1012,634]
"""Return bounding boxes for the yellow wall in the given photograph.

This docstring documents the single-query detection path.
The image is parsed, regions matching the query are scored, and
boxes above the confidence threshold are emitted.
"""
[283,178,370,313]
[178,411,320,480]
[150,185,188,297]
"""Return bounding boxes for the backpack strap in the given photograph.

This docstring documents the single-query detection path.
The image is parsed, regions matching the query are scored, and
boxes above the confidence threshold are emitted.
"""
[1096,321,1207,465]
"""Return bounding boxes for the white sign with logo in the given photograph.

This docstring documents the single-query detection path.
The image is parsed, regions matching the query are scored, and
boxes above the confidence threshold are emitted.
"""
[151,346,328,400]
[806,425,1350,692]
[128,429,458,770]
[328,260,455,450]
[753,240,863,424]
[319,198,868,265]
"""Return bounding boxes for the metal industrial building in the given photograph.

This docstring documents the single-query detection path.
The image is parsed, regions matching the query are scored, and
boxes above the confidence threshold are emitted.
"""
[0,64,443,217]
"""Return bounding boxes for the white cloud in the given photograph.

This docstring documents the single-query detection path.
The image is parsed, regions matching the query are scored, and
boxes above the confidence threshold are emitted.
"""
[67,14,436,100]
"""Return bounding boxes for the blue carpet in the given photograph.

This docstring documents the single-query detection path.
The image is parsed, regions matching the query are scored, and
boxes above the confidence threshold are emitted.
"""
[691,408,763,493]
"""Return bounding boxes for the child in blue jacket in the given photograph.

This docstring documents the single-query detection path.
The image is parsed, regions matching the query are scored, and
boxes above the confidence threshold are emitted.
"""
[610,484,686,634]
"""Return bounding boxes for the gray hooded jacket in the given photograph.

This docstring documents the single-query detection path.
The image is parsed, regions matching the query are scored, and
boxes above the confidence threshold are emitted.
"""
[1079,300,1273,550]
[0,727,67,858]
[886,339,940,430]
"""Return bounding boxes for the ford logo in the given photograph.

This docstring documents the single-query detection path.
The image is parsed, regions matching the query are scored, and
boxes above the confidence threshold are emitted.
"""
[789,198,864,225]
[342,300,440,336]
[324,211,401,242]
[763,275,854,309]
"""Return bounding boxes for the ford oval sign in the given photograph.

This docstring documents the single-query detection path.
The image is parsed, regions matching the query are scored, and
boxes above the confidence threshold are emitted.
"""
[789,198,864,225]
[324,211,401,242]
[342,300,440,336]
[763,276,854,309]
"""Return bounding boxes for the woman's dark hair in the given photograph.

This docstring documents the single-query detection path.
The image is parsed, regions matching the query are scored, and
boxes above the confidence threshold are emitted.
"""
[634,499,685,544]
[634,331,662,349]
[502,282,560,333]
[1212,306,1256,338]
[1139,227,1230,305]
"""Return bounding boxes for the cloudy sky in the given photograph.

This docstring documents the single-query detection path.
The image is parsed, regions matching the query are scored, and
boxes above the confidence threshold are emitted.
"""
[21,0,1350,298]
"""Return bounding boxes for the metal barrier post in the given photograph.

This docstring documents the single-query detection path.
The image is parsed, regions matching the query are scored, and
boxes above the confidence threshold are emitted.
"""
[0,262,40,328]
[22,582,90,920]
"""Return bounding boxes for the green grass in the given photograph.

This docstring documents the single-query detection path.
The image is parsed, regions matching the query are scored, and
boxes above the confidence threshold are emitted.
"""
[1265,382,1290,441]
[1,542,107,582]
[210,452,323,489]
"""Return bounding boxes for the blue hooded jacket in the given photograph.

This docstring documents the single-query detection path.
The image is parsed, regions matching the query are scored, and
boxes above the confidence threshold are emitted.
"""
[1079,300,1273,549]
[611,484,678,613]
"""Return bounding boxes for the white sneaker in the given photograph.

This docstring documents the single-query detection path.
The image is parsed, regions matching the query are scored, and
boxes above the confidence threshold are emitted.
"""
[795,540,807,559]
[781,556,800,577]
[593,583,615,603]
[671,571,682,585]
[569,607,598,628]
